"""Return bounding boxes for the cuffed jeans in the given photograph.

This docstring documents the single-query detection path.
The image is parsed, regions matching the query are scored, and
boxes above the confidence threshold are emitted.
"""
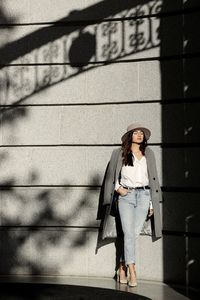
[118,188,151,265]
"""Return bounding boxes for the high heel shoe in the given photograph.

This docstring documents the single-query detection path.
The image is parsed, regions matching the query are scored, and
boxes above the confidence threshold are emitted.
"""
[127,268,137,287]
[128,279,137,287]
[117,269,128,284]
[117,274,128,284]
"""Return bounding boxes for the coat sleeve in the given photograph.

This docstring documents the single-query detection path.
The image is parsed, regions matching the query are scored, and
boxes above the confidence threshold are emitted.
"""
[147,147,163,238]
[102,148,120,206]
[148,149,162,201]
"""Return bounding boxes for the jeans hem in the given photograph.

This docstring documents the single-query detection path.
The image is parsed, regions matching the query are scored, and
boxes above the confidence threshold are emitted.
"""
[126,260,135,266]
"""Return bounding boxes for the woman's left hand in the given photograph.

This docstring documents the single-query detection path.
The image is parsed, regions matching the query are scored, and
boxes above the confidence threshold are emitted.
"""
[148,209,154,217]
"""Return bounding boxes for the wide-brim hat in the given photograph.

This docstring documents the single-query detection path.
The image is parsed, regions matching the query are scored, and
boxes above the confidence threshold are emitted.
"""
[121,123,151,142]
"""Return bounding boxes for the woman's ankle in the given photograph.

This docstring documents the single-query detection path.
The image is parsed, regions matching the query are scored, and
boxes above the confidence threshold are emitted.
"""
[119,262,126,276]
[128,263,136,275]
[119,262,126,270]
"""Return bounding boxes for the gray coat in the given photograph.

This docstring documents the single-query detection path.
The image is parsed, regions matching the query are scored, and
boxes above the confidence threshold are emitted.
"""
[102,147,162,239]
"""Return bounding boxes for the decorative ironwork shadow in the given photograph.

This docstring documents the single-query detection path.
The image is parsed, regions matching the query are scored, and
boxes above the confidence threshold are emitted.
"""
[0,0,161,109]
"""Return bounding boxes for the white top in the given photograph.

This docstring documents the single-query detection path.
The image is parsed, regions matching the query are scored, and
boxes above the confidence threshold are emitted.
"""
[115,154,153,209]
[115,154,149,190]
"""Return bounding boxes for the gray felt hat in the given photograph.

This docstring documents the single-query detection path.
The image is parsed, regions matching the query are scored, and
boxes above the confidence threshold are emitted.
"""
[121,123,151,142]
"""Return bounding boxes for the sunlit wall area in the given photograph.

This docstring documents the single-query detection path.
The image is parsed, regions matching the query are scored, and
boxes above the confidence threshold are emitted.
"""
[0,0,187,282]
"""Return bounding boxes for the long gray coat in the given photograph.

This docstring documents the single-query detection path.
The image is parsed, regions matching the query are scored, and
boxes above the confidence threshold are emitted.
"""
[102,147,162,239]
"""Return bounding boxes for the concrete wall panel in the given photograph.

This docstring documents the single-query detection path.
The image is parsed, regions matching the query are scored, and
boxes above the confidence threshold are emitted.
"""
[1,60,166,106]
[1,0,102,26]
[163,192,200,233]
[136,236,163,281]
[0,228,163,280]
[0,146,162,186]
[1,103,161,145]
[163,148,200,187]
[139,61,161,101]
[2,106,62,145]
[0,187,100,227]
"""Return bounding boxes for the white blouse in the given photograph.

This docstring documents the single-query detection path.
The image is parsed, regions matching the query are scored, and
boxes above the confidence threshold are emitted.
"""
[115,154,153,209]
[115,154,149,190]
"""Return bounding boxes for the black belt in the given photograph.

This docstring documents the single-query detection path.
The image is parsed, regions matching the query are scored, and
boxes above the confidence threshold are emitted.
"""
[122,185,150,190]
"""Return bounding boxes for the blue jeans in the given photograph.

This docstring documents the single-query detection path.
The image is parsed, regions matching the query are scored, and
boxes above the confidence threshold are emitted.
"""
[118,188,151,265]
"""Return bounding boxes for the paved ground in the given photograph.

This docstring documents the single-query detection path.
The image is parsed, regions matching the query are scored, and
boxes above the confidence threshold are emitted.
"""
[0,275,197,300]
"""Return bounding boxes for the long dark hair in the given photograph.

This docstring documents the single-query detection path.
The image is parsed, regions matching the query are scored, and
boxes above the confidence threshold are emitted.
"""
[121,130,147,166]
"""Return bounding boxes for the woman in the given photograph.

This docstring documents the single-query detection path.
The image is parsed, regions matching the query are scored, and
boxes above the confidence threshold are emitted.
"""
[102,123,162,287]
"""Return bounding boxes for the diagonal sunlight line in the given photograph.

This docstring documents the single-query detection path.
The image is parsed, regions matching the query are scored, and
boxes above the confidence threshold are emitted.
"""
[0,6,199,27]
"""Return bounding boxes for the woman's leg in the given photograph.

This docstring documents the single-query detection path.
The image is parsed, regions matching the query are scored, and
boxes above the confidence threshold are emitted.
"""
[135,188,151,238]
[118,190,136,266]
[118,261,127,283]
[128,262,137,286]
[127,188,150,285]
[128,188,150,286]
[117,238,126,280]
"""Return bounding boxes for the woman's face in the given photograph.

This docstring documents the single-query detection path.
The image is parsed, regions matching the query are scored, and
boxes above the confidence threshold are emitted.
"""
[132,130,144,143]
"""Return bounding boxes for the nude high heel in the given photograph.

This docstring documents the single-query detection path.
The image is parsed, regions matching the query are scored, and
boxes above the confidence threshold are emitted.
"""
[117,264,128,284]
[117,273,128,284]
[128,279,137,287]
[127,267,137,287]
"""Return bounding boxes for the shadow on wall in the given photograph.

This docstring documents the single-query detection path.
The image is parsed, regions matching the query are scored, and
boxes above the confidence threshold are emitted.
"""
[0,1,103,273]
[0,0,163,277]
[0,4,17,47]
[0,174,102,275]
[0,0,160,107]
[160,0,200,298]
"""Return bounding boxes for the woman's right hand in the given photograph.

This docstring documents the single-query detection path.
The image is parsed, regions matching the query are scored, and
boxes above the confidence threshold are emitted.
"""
[116,186,128,196]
